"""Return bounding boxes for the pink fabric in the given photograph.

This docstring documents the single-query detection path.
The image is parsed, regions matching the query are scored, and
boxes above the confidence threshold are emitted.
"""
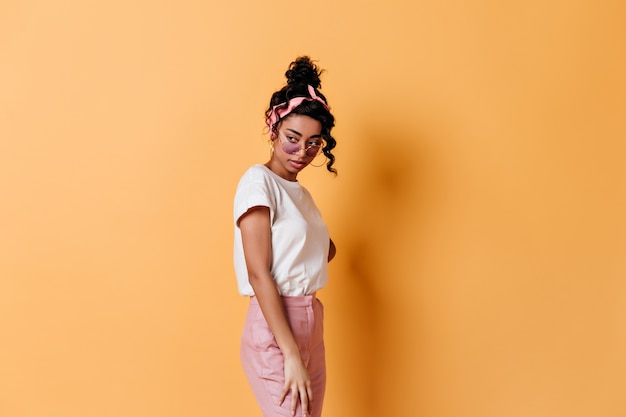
[241,295,326,417]
[266,85,329,138]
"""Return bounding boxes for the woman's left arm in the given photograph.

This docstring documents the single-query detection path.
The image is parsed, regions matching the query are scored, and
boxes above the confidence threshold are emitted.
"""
[328,238,336,262]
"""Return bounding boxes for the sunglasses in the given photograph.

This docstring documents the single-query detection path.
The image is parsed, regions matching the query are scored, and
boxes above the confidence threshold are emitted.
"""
[278,132,323,158]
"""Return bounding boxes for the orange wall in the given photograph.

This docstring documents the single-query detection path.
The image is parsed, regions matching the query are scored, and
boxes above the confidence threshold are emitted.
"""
[1,1,625,416]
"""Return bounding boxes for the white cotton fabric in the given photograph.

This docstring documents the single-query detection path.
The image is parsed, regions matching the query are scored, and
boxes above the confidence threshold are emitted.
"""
[233,164,329,296]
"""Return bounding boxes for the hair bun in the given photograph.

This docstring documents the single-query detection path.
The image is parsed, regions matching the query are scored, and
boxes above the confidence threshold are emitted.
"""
[285,56,323,89]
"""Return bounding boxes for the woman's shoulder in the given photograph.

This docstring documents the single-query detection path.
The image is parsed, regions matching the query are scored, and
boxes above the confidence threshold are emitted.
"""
[236,165,285,194]
[238,164,270,183]
[238,164,301,192]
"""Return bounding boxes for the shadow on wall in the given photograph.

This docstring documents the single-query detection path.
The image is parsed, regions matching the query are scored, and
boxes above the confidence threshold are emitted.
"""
[331,119,431,417]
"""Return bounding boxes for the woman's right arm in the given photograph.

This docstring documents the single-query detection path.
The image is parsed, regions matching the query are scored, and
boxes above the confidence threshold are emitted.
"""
[239,206,314,417]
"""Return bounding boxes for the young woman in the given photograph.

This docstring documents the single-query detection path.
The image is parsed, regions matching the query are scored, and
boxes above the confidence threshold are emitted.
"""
[233,56,337,417]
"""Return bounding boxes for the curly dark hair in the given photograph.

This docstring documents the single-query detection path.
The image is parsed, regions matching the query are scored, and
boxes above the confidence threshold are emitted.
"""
[265,56,337,174]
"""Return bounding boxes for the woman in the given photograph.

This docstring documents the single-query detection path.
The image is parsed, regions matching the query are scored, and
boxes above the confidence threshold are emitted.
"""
[233,56,337,417]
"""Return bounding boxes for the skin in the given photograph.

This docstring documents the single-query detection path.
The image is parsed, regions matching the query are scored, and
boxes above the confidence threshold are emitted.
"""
[239,114,335,416]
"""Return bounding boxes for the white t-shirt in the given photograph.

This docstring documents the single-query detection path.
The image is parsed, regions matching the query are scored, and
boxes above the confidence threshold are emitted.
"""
[233,164,329,296]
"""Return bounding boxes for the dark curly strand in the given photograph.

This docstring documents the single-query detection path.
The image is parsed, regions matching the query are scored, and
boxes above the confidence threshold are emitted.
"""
[265,56,337,174]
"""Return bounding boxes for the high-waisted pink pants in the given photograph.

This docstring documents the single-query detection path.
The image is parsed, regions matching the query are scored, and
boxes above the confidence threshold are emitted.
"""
[241,294,326,417]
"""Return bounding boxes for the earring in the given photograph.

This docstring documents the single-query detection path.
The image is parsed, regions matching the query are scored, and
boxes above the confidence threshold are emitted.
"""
[310,154,328,168]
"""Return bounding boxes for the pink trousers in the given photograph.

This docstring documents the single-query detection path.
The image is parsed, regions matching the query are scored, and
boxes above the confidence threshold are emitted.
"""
[241,294,326,417]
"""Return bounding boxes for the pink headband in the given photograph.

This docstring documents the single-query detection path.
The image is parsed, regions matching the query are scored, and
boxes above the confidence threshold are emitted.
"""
[266,85,329,137]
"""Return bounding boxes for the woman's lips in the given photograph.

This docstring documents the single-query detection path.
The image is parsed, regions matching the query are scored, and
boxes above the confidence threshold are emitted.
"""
[289,160,307,169]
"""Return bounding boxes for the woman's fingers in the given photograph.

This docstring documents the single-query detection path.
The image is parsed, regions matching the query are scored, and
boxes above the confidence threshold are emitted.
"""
[280,382,314,416]
[291,386,299,415]
[306,385,314,415]
[279,384,289,406]
[300,384,313,416]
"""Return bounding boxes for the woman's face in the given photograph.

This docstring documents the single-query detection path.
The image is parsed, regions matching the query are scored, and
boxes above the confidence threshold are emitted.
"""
[267,114,323,181]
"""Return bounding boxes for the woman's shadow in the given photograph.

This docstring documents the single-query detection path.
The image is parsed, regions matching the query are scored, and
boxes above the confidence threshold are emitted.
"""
[328,121,431,416]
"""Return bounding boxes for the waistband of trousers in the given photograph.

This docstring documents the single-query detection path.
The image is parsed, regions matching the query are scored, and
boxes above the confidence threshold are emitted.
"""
[250,292,317,307]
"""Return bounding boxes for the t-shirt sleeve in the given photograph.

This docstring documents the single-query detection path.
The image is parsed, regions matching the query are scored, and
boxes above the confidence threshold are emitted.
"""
[233,168,275,227]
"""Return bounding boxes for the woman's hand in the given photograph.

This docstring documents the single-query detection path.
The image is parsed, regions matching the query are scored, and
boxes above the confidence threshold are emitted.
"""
[281,355,313,416]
